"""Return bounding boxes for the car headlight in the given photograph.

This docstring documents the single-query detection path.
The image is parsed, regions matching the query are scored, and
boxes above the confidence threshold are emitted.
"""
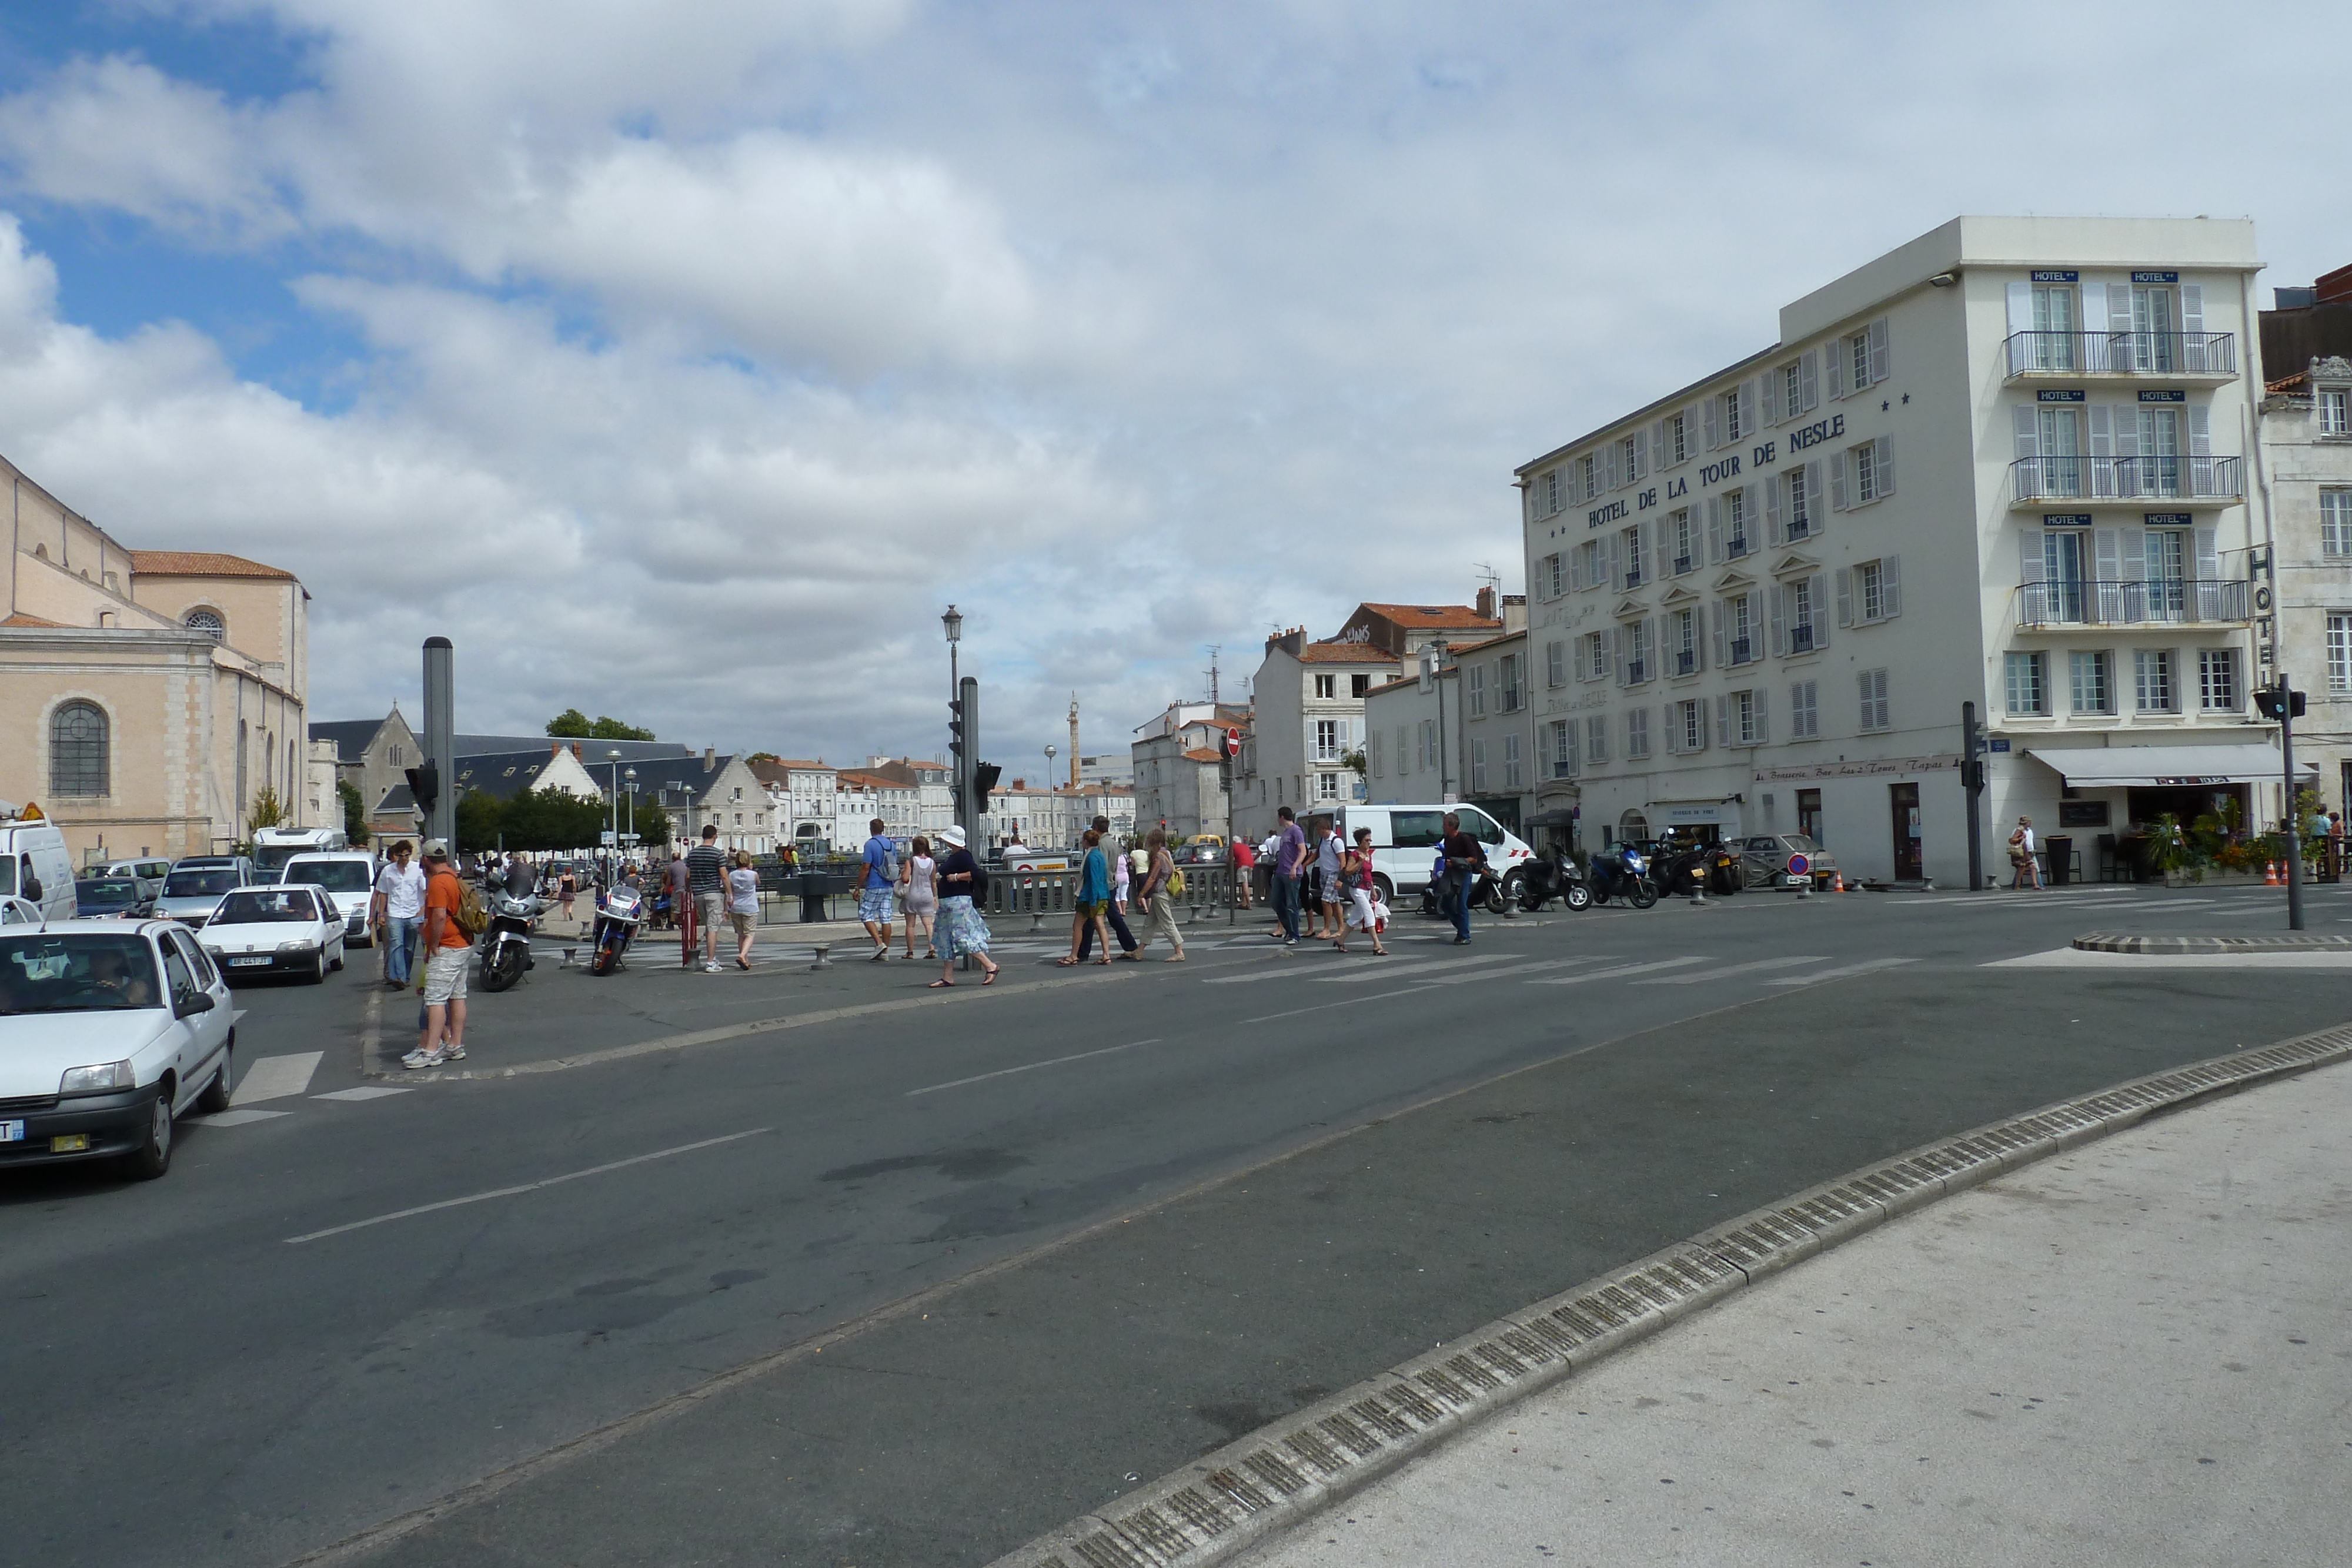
[61,1061,136,1094]
[277,938,319,952]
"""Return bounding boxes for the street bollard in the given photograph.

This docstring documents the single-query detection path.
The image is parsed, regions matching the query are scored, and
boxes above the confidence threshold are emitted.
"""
[809,943,831,971]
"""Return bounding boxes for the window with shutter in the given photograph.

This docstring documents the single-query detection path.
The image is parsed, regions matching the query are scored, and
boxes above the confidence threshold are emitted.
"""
[1826,335,1847,400]
[1703,394,1719,452]
[1829,450,1848,510]
[1849,331,1870,393]
[1723,488,1750,557]
[1724,386,1745,444]
[1672,507,1696,574]
[1625,706,1650,760]
[1867,317,1889,383]
[2005,651,2047,715]
[1858,668,1891,732]
[1546,639,1565,687]
[1808,571,1831,651]
[1789,680,1818,738]
[1874,436,1895,499]
[1799,350,1818,412]
[2320,490,2352,555]
[1585,716,1608,767]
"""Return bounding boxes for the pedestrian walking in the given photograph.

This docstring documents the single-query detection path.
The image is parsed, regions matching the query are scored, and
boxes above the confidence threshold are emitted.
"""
[1270,806,1307,944]
[1060,829,1115,965]
[2008,816,2042,890]
[1229,836,1256,908]
[403,840,471,1069]
[1312,820,1345,940]
[1132,828,1186,961]
[1077,814,1138,961]
[1439,811,1484,944]
[726,850,760,970]
[687,825,729,972]
[856,817,897,959]
[930,824,998,986]
[371,840,426,989]
[1336,826,1389,955]
[667,847,694,957]
[901,835,938,959]
[557,862,577,922]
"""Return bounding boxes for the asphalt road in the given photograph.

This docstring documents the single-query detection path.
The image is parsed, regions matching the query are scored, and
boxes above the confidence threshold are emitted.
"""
[3,882,2347,1568]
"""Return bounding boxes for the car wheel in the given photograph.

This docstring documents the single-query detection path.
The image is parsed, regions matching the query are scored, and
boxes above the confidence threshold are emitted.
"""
[330,937,345,972]
[196,1044,233,1114]
[126,1084,175,1179]
[308,951,328,984]
[1372,874,1394,905]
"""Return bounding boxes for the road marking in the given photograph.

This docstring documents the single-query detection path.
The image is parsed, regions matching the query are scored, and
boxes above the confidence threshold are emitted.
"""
[1765,956,1918,986]
[1527,957,1708,985]
[1244,983,1445,1025]
[1305,952,1516,985]
[906,1039,1159,1096]
[313,1086,413,1102]
[1990,947,2352,968]
[233,1051,323,1105]
[187,1108,291,1128]
[1635,955,1830,985]
[1408,957,1606,984]
[283,1128,772,1244]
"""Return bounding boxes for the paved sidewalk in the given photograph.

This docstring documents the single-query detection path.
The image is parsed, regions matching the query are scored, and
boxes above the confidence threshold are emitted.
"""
[1234,1059,2352,1568]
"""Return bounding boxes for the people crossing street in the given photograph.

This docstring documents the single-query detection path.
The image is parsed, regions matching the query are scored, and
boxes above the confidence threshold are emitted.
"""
[1271,806,1306,944]
[930,824,998,987]
[857,817,897,960]
[686,826,728,972]
[1132,827,1185,962]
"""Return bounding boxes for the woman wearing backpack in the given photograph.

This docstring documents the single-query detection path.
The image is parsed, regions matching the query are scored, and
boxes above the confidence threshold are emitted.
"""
[1058,829,1115,966]
[1130,828,1187,962]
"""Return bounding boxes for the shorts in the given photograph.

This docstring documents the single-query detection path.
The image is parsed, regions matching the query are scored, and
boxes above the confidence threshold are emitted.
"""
[422,945,470,1004]
[859,886,896,925]
[696,891,725,928]
[1077,899,1108,918]
[728,910,755,937]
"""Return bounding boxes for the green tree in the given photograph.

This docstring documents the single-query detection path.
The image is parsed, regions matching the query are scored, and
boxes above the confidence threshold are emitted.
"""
[546,707,593,737]
[245,786,287,837]
[500,787,610,852]
[338,779,371,846]
[744,751,780,764]
[546,708,656,741]
[454,789,503,855]
[624,790,673,854]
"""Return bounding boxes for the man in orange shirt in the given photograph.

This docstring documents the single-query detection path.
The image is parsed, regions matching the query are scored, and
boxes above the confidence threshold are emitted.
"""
[404,840,472,1069]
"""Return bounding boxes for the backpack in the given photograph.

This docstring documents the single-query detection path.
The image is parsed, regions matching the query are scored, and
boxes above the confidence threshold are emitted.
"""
[452,877,489,938]
[1167,865,1187,897]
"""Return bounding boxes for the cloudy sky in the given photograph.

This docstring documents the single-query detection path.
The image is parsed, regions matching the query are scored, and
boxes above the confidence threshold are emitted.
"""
[1,2,2346,769]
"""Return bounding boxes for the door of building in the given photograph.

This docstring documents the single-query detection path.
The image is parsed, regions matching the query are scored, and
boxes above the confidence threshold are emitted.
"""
[1889,781,1923,880]
[1797,788,1822,845]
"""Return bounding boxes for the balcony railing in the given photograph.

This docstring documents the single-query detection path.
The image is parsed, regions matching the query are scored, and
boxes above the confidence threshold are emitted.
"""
[1672,555,1695,575]
[2010,454,2243,503]
[1623,568,1645,590]
[1673,649,1698,676]
[1788,623,1816,654]
[1727,637,1755,666]
[1622,660,1649,684]
[2003,330,2237,377]
[2017,578,2250,627]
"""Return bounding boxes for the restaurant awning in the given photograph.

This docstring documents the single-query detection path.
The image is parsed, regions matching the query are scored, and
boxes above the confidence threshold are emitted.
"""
[1522,808,1579,828]
[2023,743,2317,787]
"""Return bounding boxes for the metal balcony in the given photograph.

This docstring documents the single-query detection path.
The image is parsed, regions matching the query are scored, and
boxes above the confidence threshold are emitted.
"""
[2009,454,2243,506]
[1672,650,1698,676]
[2003,330,2237,377]
[2016,578,2251,627]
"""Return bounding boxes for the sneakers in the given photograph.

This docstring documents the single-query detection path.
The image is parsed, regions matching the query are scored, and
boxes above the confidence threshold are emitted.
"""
[868,948,888,962]
[442,1042,466,1061]
[704,959,721,973]
[400,1047,447,1070]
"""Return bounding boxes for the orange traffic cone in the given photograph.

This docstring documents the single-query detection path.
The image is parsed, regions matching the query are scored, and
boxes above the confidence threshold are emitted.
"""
[2264,860,2282,886]
[1832,870,1846,892]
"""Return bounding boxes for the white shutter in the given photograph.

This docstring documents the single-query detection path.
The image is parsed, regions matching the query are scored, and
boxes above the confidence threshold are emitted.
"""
[2088,403,2112,455]
[2113,407,2140,458]
[1836,567,1854,627]
[1598,627,1616,681]
[1858,671,1875,730]
[2180,282,2204,334]
[1799,350,1818,412]
[1830,450,1849,510]
[2093,528,2122,601]
[1809,571,1832,648]
[1633,427,1649,480]
[1567,545,1584,591]
[1826,337,1846,400]
[1752,687,1768,744]
[1765,470,1783,543]
[1874,436,1896,497]
[1867,317,1890,384]
[2080,280,2107,335]
[1880,554,1900,618]
[1603,531,1620,590]
[1761,363,1782,426]
[2013,404,2040,459]
[1603,442,1621,493]
[1705,496,1723,563]
[2020,527,2047,584]
[1703,394,1720,452]
[1739,380,1758,439]
[1712,601,1729,668]
[1805,459,1825,533]
[1652,419,1671,470]
[2189,404,2211,457]
[2006,281,2033,334]
[1769,582,1788,656]
[2194,526,2219,585]
[1716,696,1731,748]
[2107,282,2133,336]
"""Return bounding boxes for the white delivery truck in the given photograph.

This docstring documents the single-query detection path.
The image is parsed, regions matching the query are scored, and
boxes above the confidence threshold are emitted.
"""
[251,825,349,882]
[0,804,80,923]
[1329,803,1535,905]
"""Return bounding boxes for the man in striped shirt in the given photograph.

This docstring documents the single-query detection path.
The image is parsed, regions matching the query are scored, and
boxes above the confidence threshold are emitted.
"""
[686,825,729,973]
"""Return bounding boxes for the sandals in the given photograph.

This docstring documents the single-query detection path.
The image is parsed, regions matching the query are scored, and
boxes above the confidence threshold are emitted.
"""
[928,978,956,988]
[982,968,997,984]
[1054,957,1081,967]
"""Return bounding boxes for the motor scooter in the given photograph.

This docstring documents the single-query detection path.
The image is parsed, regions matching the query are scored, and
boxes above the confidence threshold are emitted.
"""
[478,887,543,992]
[588,878,643,977]
[1515,853,1593,911]
[1587,844,1659,908]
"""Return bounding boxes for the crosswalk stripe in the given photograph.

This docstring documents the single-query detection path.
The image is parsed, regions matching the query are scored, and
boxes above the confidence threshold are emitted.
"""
[232,1051,322,1105]
[1765,955,1918,986]
[1634,955,1830,985]
[1307,953,1518,985]
[1208,952,1509,985]
[1528,956,1707,985]
[1409,957,1604,984]
[312,1086,413,1102]
[188,1108,291,1128]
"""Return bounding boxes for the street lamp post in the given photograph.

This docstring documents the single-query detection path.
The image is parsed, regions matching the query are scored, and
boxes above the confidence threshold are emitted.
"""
[607,749,624,865]
[943,604,965,827]
[624,766,637,853]
[1045,744,1058,846]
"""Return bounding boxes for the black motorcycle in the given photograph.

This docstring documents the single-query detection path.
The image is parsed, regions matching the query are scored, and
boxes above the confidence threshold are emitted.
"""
[1515,854,1593,912]
[1587,844,1659,908]
[478,887,543,992]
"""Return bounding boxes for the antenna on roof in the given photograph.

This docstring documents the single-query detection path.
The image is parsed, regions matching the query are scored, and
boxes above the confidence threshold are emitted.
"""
[1205,645,1220,707]
[1472,561,1502,599]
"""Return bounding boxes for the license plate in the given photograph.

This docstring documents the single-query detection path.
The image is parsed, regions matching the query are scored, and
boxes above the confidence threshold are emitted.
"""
[0,1121,22,1142]
[229,956,271,967]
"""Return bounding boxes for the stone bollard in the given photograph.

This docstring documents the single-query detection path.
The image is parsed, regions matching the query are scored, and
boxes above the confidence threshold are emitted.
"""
[809,943,831,971]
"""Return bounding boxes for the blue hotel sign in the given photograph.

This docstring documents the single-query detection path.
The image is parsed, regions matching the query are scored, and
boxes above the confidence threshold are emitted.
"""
[2036,389,2085,403]
[2031,270,2079,283]
[2137,389,2186,403]
[2132,270,2180,283]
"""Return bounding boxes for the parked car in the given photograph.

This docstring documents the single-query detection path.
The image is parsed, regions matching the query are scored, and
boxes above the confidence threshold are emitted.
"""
[97,858,174,902]
[73,878,152,919]
[1,895,45,926]
[0,920,236,1178]
[198,884,347,984]
[152,857,258,928]
[1737,833,1838,890]
[277,851,380,947]
[0,812,79,925]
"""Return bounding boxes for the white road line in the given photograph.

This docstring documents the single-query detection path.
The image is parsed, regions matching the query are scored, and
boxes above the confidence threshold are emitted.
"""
[906,1039,1158,1096]
[1244,983,1445,1025]
[1635,955,1830,985]
[1207,952,1508,985]
[187,1108,291,1128]
[284,1128,771,1244]
[312,1086,413,1102]
[1528,957,1708,985]
[1409,957,1606,985]
[1990,947,2352,969]
[1766,956,1919,986]
[1307,952,1518,985]
[232,1051,323,1105]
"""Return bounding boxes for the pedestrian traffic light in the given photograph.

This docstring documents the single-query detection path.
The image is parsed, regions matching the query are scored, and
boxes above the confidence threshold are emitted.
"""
[973,762,1002,811]
[948,698,967,763]
[405,763,439,813]
[1960,758,1987,791]
[2254,686,2307,720]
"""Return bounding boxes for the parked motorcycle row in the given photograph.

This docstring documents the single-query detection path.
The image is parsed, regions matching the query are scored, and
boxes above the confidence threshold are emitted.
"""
[1419,840,1752,920]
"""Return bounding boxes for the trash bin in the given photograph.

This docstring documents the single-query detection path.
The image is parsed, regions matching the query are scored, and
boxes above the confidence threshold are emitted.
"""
[2044,835,2072,887]
[799,870,829,922]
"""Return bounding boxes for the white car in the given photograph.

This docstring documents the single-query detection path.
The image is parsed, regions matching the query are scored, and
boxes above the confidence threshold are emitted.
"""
[277,852,379,947]
[0,920,235,1179]
[199,884,347,984]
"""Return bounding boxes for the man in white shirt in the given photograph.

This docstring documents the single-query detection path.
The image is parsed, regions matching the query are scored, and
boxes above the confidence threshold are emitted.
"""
[372,840,429,988]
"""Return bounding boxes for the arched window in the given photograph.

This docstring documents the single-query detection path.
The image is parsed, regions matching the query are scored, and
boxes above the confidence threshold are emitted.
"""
[183,608,225,640]
[51,701,109,797]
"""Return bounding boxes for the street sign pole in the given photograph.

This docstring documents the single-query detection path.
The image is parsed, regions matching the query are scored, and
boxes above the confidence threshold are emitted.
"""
[2280,673,2306,932]
[1960,701,1986,893]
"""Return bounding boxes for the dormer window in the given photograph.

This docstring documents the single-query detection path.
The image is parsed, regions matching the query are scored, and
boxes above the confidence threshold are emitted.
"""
[183,608,225,640]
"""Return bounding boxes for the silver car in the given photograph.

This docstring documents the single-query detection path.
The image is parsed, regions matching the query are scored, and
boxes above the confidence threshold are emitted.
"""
[1738,834,1838,890]
[152,857,258,928]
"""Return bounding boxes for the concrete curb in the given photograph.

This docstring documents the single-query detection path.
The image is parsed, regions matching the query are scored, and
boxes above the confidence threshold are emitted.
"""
[2073,930,2352,954]
[984,1021,2352,1568]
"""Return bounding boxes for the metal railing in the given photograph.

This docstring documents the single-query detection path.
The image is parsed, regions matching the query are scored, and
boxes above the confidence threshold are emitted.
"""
[1788,623,1816,654]
[2010,454,2243,503]
[2002,330,2237,377]
[1672,649,1698,676]
[978,865,1241,930]
[2016,578,2251,627]
[1726,637,1756,666]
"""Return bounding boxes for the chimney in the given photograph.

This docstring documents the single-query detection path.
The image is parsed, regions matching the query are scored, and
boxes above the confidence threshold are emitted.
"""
[549,741,560,757]
[703,746,716,771]
[1476,586,1496,619]
[570,742,582,760]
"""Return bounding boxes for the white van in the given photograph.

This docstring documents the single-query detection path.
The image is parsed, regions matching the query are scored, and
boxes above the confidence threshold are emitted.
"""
[0,811,80,924]
[1332,803,1535,903]
[252,825,349,882]
[278,851,380,945]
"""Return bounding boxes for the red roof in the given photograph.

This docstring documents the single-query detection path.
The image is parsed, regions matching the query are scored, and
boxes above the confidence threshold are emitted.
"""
[127,550,296,580]
[1357,603,1502,630]
[1181,747,1224,763]
[1294,640,1402,665]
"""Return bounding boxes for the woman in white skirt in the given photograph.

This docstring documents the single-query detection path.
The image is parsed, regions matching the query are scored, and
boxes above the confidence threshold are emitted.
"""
[900,835,938,959]
[929,825,998,987]
[1336,825,1389,955]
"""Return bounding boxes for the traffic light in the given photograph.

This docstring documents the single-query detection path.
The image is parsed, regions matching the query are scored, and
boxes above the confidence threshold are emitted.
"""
[2254,686,2307,721]
[972,762,1003,812]
[405,763,439,813]
[948,698,967,765]
[1960,758,1987,791]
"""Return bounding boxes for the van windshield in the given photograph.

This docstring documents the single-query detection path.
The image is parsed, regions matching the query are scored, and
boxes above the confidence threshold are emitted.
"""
[163,870,239,897]
[1390,811,1445,848]
[285,860,373,893]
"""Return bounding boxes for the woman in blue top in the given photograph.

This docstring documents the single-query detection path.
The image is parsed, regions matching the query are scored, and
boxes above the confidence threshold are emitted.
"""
[1057,829,1114,967]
